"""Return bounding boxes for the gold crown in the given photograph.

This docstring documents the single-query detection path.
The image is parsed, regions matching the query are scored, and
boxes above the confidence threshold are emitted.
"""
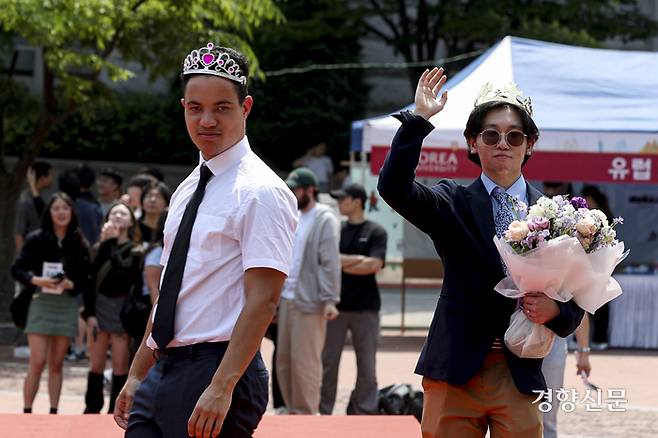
[474,82,533,116]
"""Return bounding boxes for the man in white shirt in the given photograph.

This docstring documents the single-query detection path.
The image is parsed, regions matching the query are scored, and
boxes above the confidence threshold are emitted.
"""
[292,142,334,192]
[113,42,298,438]
[276,167,341,414]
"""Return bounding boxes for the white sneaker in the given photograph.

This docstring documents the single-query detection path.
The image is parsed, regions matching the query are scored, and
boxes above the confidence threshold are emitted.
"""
[591,342,609,351]
[274,407,289,415]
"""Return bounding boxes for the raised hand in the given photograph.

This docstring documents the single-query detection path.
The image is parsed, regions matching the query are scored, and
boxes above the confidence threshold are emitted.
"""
[414,67,448,120]
[100,221,120,242]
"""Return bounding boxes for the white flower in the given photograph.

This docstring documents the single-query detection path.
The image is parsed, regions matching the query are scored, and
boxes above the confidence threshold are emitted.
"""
[590,209,609,227]
[505,220,530,241]
[537,198,558,219]
[576,216,598,236]
[515,200,528,217]
[528,204,545,219]
[600,227,617,244]
[561,204,576,217]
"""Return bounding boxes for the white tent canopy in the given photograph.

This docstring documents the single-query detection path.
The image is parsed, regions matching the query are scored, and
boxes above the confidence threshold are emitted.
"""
[355,36,658,184]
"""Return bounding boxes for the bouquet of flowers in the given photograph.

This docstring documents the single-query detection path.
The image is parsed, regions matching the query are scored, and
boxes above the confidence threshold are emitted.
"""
[493,195,628,358]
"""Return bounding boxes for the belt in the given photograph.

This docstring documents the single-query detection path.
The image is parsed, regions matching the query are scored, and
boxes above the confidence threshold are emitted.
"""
[155,341,229,360]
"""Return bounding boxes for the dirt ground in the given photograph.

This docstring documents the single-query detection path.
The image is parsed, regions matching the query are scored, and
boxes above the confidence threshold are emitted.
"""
[1,334,656,437]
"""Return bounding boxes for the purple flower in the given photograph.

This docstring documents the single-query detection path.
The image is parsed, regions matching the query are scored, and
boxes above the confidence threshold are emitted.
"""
[571,196,588,209]
[527,216,550,232]
[613,216,624,225]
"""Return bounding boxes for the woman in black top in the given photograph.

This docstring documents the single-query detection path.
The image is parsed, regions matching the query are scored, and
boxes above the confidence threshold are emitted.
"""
[83,202,143,414]
[11,192,91,414]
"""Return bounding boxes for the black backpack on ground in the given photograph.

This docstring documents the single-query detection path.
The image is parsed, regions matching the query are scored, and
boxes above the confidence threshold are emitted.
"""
[378,383,423,422]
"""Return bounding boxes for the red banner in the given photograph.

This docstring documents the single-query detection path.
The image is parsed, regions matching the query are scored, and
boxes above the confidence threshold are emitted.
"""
[370,146,658,184]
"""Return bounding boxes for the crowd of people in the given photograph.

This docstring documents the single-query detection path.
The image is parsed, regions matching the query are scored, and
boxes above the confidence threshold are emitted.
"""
[9,40,616,438]
[11,157,391,421]
[12,163,169,415]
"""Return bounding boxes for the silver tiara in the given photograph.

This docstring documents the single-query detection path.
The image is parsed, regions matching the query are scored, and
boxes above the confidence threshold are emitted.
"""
[182,42,246,84]
[474,82,533,116]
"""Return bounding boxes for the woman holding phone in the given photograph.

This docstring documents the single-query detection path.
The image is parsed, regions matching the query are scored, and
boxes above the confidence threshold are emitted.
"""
[11,192,91,414]
[83,202,143,414]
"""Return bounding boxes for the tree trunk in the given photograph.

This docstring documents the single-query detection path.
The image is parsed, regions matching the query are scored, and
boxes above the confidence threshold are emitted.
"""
[0,175,21,323]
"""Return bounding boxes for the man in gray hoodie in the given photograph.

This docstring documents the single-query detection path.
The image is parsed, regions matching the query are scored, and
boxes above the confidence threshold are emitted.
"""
[276,167,341,414]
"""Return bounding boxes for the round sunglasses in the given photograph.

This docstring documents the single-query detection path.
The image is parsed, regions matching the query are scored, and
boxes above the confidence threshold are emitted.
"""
[478,129,528,147]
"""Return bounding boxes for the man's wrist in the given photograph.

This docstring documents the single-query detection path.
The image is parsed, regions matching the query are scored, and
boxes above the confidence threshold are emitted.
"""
[211,372,239,394]
[412,109,432,120]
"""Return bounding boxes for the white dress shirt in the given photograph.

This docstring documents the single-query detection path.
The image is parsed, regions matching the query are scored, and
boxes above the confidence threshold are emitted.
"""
[147,137,298,349]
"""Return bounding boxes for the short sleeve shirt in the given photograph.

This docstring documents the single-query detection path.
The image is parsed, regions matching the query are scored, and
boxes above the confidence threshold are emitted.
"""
[304,156,334,184]
[146,137,298,349]
[337,220,387,312]
[15,189,41,237]
[141,245,163,296]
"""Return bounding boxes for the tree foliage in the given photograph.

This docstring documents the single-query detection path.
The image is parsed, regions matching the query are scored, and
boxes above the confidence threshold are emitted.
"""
[353,0,658,92]
[0,0,282,321]
[4,88,197,164]
[247,0,368,171]
[0,0,282,174]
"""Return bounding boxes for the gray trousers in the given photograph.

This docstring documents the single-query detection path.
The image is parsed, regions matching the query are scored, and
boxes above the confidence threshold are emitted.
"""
[541,336,568,438]
[320,310,379,415]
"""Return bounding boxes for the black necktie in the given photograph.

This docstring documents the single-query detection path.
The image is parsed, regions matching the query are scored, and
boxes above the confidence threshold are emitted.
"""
[152,164,214,349]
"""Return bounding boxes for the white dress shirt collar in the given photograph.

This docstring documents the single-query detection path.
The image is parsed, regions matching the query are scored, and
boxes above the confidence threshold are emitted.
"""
[198,136,250,178]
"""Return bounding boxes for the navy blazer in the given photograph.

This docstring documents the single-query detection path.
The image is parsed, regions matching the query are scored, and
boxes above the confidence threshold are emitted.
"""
[377,112,584,394]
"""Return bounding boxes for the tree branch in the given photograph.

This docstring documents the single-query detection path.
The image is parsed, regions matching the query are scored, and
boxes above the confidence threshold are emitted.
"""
[416,0,428,61]
[367,0,403,42]
[0,50,18,175]
[95,0,149,76]
[362,21,396,45]
[10,110,56,190]
[396,0,411,44]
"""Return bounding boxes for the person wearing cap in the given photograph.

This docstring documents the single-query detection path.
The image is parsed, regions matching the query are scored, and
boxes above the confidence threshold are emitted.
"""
[276,167,341,415]
[320,183,387,415]
[112,43,298,438]
[377,68,584,437]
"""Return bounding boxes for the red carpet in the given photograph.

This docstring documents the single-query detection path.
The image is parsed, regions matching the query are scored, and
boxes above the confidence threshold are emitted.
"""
[0,414,420,437]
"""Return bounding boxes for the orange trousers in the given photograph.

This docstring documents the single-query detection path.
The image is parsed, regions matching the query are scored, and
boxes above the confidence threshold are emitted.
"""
[420,351,543,438]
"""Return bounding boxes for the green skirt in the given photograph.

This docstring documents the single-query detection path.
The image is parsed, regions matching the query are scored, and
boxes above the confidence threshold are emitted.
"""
[25,292,78,338]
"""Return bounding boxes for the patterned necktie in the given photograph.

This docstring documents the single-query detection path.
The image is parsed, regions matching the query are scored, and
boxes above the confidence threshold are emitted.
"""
[491,187,515,238]
[152,164,214,349]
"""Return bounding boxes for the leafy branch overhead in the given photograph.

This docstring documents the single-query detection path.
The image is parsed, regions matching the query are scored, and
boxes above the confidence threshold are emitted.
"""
[0,0,281,175]
[0,0,283,315]
[352,0,658,92]
[0,0,283,105]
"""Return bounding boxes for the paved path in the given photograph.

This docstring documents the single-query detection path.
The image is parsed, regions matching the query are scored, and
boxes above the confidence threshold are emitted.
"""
[1,338,657,437]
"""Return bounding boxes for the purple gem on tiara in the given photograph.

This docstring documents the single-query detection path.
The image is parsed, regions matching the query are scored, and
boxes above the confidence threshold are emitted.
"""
[202,53,215,66]
[228,67,234,73]
[218,60,224,66]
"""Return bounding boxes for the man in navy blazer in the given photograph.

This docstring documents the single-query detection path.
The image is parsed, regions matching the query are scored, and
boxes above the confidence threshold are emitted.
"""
[378,68,584,438]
